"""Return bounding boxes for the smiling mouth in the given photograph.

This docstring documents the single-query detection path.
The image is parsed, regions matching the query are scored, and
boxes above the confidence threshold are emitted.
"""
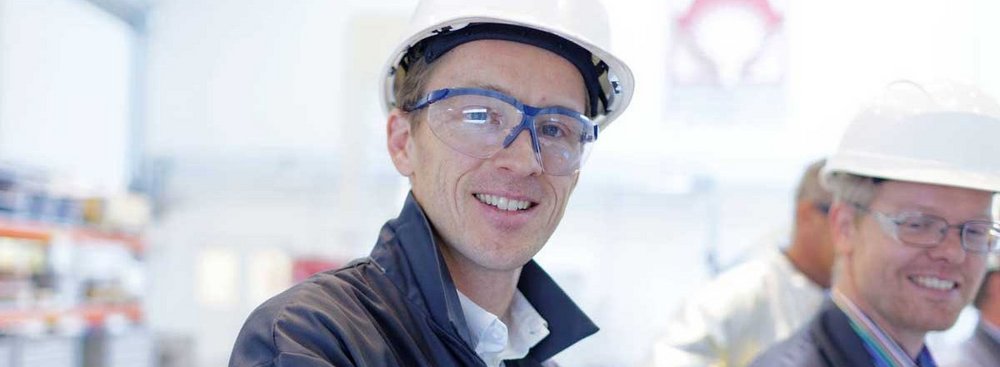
[474,193,535,212]
[909,275,958,291]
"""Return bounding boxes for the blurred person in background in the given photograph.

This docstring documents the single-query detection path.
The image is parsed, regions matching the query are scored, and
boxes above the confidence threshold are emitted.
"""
[227,0,634,366]
[945,255,1000,367]
[750,80,1000,367]
[648,158,835,367]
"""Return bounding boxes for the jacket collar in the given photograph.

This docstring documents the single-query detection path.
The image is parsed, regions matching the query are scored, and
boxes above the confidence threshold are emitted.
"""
[813,299,880,367]
[813,299,936,367]
[370,192,598,362]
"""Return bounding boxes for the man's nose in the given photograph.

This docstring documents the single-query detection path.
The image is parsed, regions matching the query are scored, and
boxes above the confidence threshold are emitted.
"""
[929,227,968,264]
[493,123,544,176]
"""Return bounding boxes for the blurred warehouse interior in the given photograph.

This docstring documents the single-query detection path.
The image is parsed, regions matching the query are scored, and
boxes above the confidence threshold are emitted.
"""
[1,0,1000,366]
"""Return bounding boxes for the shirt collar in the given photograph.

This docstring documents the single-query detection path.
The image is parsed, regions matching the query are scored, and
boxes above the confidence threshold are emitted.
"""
[456,290,550,366]
[371,192,597,362]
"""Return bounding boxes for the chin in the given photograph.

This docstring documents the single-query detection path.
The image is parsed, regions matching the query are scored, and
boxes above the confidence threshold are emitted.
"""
[909,311,962,332]
[464,247,536,272]
[479,253,534,271]
[923,318,960,332]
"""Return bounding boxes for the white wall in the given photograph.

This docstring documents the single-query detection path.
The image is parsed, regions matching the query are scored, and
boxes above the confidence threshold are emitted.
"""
[0,0,133,193]
[144,1,415,365]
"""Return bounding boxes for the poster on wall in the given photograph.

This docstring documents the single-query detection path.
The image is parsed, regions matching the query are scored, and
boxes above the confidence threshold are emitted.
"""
[667,0,788,127]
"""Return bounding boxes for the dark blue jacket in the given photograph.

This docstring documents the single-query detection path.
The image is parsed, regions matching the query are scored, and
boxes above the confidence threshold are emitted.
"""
[748,300,876,367]
[228,194,598,366]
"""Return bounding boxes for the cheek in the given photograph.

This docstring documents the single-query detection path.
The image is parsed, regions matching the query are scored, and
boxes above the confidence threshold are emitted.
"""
[548,177,576,204]
[964,257,989,279]
[852,232,891,276]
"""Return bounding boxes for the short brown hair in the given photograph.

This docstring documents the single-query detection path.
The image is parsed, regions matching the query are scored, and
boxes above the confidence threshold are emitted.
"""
[796,159,832,204]
[826,173,883,208]
[393,56,441,126]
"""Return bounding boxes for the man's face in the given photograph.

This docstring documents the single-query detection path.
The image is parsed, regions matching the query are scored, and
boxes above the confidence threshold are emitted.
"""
[388,40,586,273]
[838,181,995,336]
[803,200,837,283]
[816,217,836,280]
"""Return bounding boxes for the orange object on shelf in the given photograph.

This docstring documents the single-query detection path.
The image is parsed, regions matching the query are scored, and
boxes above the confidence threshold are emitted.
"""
[0,219,52,242]
[0,218,144,253]
[76,302,144,327]
[0,302,143,329]
[69,228,144,253]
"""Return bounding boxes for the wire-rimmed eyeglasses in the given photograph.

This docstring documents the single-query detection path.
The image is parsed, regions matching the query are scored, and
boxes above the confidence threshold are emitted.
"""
[854,204,1000,254]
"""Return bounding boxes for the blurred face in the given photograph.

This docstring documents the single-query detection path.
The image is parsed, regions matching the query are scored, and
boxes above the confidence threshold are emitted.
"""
[815,220,836,278]
[387,40,586,274]
[835,181,995,340]
[804,201,837,279]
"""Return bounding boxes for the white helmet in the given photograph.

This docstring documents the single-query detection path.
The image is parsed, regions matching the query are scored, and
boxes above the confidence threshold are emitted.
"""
[380,0,634,131]
[821,80,1000,193]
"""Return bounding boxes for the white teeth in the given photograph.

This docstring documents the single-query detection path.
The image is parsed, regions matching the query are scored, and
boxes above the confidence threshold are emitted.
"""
[911,276,956,291]
[475,194,531,211]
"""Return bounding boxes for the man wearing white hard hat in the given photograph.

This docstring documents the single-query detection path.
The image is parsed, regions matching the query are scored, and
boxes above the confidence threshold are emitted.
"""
[229,0,633,366]
[750,80,1000,367]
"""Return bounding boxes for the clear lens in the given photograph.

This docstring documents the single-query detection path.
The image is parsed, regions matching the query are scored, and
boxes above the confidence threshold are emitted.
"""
[879,211,1000,253]
[962,222,1000,253]
[535,114,590,175]
[426,94,521,158]
[894,213,948,245]
[422,91,595,176]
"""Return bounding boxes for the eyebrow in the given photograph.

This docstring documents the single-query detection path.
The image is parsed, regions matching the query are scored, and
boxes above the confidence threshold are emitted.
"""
[467,82,585,112]
[891,205,995,222]
[471,83,515,98]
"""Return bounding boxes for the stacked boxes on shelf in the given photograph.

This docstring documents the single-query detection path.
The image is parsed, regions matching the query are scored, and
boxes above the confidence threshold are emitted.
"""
[0,164,152,367]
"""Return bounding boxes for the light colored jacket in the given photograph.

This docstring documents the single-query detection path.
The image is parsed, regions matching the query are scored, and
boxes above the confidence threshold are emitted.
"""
[649,248,825,367]
[945,320,1000,367]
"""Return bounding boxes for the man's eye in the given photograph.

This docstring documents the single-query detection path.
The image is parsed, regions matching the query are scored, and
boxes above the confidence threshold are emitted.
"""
[540,123,566,138]
[462,107,491,124]
[966,227,986,237]
[964,224,993,237]
[899,217,934,231]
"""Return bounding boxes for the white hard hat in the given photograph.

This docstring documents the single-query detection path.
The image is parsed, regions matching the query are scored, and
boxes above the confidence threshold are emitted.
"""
[380,0,634,131]
[821,80,1000,193]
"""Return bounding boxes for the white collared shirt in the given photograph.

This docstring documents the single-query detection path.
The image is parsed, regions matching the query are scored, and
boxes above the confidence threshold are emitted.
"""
[457,290,550,367]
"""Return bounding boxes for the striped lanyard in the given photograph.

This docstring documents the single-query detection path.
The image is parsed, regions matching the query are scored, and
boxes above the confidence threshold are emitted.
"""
[831,291,937,367]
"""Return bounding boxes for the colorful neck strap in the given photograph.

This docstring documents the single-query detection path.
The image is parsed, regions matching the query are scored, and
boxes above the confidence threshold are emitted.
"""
[831,290,937,367]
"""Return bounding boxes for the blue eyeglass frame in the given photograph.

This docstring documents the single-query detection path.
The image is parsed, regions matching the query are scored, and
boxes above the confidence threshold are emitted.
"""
[404,87,598,156]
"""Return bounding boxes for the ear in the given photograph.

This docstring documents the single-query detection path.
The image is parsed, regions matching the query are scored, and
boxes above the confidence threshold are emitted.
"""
[829,202,856,256]
[387,108,415,176]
